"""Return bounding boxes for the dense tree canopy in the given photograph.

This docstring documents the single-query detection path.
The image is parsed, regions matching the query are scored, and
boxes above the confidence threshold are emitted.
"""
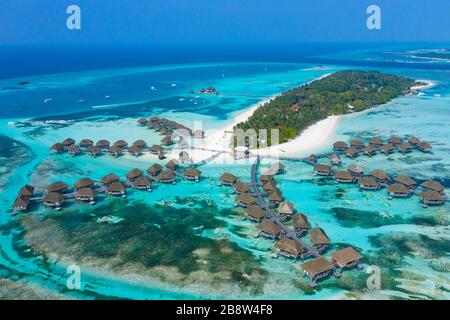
[235,70,417,146]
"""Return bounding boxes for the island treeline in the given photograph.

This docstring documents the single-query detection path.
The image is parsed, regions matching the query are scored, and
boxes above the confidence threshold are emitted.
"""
[235,70,419,146]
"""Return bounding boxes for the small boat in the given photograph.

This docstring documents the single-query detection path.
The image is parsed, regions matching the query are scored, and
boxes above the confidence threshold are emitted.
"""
[44,98,54,103]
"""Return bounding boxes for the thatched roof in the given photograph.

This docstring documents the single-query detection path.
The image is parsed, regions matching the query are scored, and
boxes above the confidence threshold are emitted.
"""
[420,180,444,193]
[347,164,364,175]
[67,145,81,153]
[147,163,163,174]
[133,140,147,148]
[278,201,294,215]
[314,164,332,173]
[388,136,402,144]
[51,143,64,151]
[128,145,143,154]
[371,169,389,181]
[150,144,164,153]
[79,139,93,147]
[62,138,75,146]
[161,136,173,145]
[263,180,277,192]
[108,146,123,154]
[126,168,144,180]
[417,141,432,151]
[87,145,101,154]
[259,174,274,183]
[346,146,359,156]
[13,196,30,209]
[19,185,34,197]
[166,159,180,169]
[184,168,201,178]
[244,206,266,219]
[220,172,237,184]
[369,137,383,145]
[358,177,379,187]
[363,145,376,154]
[331,247,363,266]
[309,227,330,245]
[393,175,416,187]
[381,143,394,152]
[113,140,128,148]
[387,183,409,194]
[100,173,120,185]
[137,118,148,125]
[408,136,421,145]
[257,220,282,236]
[74,177,95,189]
[334,171,353,180]
[158,171,175,180]
[333,141,348,149]
[43,192,65,204]
[107,182,125,193]
[300,257,334,277]
[96,140,110,148]
[350,139,365,147]
[237,194,257,206]
[132,176,151,188]
[47,181,68,193]
[398,142,413,151]
[419,190,445,202]
[269,189,283,202]
[293,213,309,229]
[276,237,305,256]
[234,181,251,193]
[77,187,96,197]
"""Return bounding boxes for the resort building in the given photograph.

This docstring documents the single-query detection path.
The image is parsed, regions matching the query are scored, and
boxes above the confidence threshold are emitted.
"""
[358,177,380,190]
[309,227,330,252]
[100,173,120,186]
[314,164,333,176]
[74,177,95,190]
[331,247,363,270]
[408,136,421,146]
[419,190,445,206]
[292,213,310,235]
[369,137,384,149]
[257,220,282,239]
[347,164,364,177]
[166,159,180,171]
[275,237,306,259]
[244,206,267,222]
[233,181,251,194]
[133,140,147,149]
[263,180,277,193]
[113,140,128,149]
[334,170,354,183]
[420,180,445,193]
[51,143,65,153]
[381,143,394,155]
[106,182,126,197]
[13,185,35,212]
[75,187,96,204]
[363,145,377,157]
[345,146,360,159]
[108,146,123,158]
[268,189,283,205]
[132,176,152,191]
[79,139,94,149]
[333,141,348,152]
[278,201,294,219]
[370,169,389,184]
[388,136,403,146]
[179,151,191,163]
[43,192,65,210]
[220,172,238,186]
[137,118,148,126]
[87,145,101,157]
[259,174,274,184]
[67,145,81,156]
[393,175,416,189]
[300,256,334,285]
[19,185,35,197]
[184,168,201,182]
[328,153,341,166]
[387,183,411,198]
[128,145,143,157]
[95,139,110,150]
[157,171,176,184]
[416,141,432,153]
[236,194,257,207]
[161,136,174,146]
[47,181,68,194]
[350,139,365,149]
[62,138,76,149]
[149,115,159,123]
[304,154,318,165]
[147,163,163,177]
[126,168,144,182]
[398,142,413,154]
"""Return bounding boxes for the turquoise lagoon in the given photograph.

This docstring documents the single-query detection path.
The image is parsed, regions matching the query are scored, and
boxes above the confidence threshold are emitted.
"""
[0,59,448,299]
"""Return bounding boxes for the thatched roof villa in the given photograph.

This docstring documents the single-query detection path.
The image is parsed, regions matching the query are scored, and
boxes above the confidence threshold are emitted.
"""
[137,118,148,126]
[244,206,267,222]
[108,146,123,157]
[350,139,365,149]
[333,141,348,152]
[347,164,364,177]
[300,256,334,285]
[126,168,144,182]
[74,177,95,190]
[334,170,354,183]
[106,182,126,197]
[220,172,237,186]
[96,139,110,149]
[67,145,81,156]
[51,143,65,153]
[380,143,394,155]
[257,220,282,239]
[87,145,101,157]
[363,145,377,157]
[393,175,416,189]
[278,200,294,218]
[398,142,413,154]
[150,144,164,155]
[76,187,96,204]
[184,168,201,182]
[233,181,251,194]
[331,247,363,270]
[328,153,341,166]
[166,159,180,171]
[43,192,65,210]
[132,176,152,191]
[128,145,143,157]
[386,183,411,198]
[268,189,283,204]
[358,177,380,190]
[345,146,360,158]
[47,181,68,194]
[79,139,94,149]
[369,137,384,148]
[292,213,310,234]
[100,173,120,185]
[309,227,330,252]
[314,164,333,176]
[133,140,147,149]
[236,194,257,207]
[276,237,306,259]
[388,136,403,146]
[416,141,432,153]
[62,138,75,149]
[420,180,445,193]
[419,190,445,206]
[157,171,176,184]
[147,163,163,177]
[370,169,389,183]
[113,140,128,149]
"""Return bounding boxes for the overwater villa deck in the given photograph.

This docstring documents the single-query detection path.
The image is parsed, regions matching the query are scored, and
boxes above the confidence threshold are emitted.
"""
[244,206,267,222]
[257,220,283,239]
[220,172,238,186]
[419,190,446,206]
[233,181,251,194]
[331,247,363,271]
[275,237,306,259]
[334,170,355,183]
[309,227,330,253]
[358,177,380,190]
[314,164,334,176]
[300,256,334,286]
[292,213,310,235]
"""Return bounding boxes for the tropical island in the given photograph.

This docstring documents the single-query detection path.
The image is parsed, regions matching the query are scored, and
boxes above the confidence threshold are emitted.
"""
[235,70,420,146]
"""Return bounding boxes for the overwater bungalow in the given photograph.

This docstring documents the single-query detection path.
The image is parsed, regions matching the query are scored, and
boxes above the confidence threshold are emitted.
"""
[398,142,413,154]
[300,257,334,285]
[108,146,123,158]
[350,139,365,149]
[51,143,65,153]
[19,185,34,197]
[269,163,285,175]
[259,174,274,184]
[333,141,348,152]
[327,153,341,166]
[263,180,277,193]
[74,177,95,190]
[150,144,164,155]
[113,140,128,149]
[193,130,205,139]
[334,170,354,183]
[179,151,191,163]
[244,206,267,222]
[276,237,306,259]
[133,140,147,149]
[314,164,333,176]
[87,145,101,157]
[184,168,201,182]
[166,159,180,171]
[370,169,389,184]
[13,195,31,213]
[408,136,421,146]
[96,139,110,150]
[419,190,446,206]
[236,194,257,207]
[387,183,411,198]
[309,227,330,252]
[304,154,318,165]
[147,163,163,177]
[75,187,96,204]
[137,118,148,126]
[388,136,403,146]
[127,145,143,157]
[347,164,364,177]
[43,192,65,210]
[67,145,81,156]
[157,171,176,184]
[369,137,384,149]
[278,201,294,219]
[100,173,120,185]
[220,172,238,186]
[292,213,310,235]
[161,136,174,146]
[233,181,251,194]
[158,118,169,125]
[363,145,377,157]
[79,139,93,149]
[420,180,445,193]
[149,115,159,123]
[126,168,144,182]
[62,138,75,149]
[331,247,363,271]
[47,181,68,194]
[380,143,394,155]
[106,182,126,197]
[393,175,416,189]
[345,146,360,158]
[146,121,154,129]
[416,141,432,153]
[358,177,380,190]
[257,220,282,239]
[132,176,152,191]
[268,189,283,205]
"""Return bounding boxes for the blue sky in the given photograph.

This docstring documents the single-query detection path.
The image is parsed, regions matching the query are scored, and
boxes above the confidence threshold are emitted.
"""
[0,0,449,45]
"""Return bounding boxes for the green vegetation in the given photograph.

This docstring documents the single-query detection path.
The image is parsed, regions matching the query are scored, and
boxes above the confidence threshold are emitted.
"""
[235,70,417,145]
